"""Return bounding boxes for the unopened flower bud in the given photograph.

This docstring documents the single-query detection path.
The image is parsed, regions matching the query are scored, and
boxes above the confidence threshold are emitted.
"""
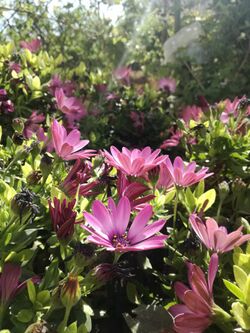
[218,181,229,201]
[11,188,38,217]
[0,88,8,101]
[60,274,81,308]
[12,132,24,145]
[27,170,42,186]
[12,118,24,133]
[148,165,160,184]
[40,153,53,179]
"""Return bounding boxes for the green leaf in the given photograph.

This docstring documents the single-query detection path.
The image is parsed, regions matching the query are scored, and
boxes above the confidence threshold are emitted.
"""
[126,282,141,305]
[223,279,244,301]
[244,276,250,306]
[27,280,36,304]
[164,189,176,205]
[65,322,77,333]
[124,304,173,333]
[194,180,205,197]
[185,187,196,212]
[196,189,216,212]
[234,265,247,290]
[37,290,50,305]
[232,302,250,330]
[16,309,34,323]
[82,302,94,316]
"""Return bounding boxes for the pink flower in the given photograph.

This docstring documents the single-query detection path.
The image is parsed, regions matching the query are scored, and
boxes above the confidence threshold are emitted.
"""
[169,254,219,333]
[20,38,42,53]
[157,156,213,189]
[160,128,183,149]
[55,88,86,122]
[104,146,167,177]
[61,159,99,197]
[82,197,167,252]
[117,172,154,210]
[113,66,131,85]
[181,105,202,124]
[189,213,250,253]
[0,263,39,306]
[9,62,21,73]
[220,97,244,123]
[23,111,45,139]
[106,92,119,101]
[51,119,95,161]
[49,198,77,241]
[157,77,176,93]
[49,75,76,97]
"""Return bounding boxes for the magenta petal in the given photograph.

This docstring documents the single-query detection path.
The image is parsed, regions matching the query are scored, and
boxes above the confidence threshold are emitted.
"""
[115,196,131,235]
[208,253,218,295]
[130,219,166,244]
[127,205,153,241]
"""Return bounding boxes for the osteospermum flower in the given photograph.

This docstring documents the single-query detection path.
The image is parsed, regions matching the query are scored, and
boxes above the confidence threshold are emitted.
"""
[82,197,167,252]
[157,156,213,189]
[51,119,95,160]
[55,88,86,122]
[104,146,166,177]
[169,254,218,333]
[20,38,41,53]
[181,105,203,124]
[189,213,250,254]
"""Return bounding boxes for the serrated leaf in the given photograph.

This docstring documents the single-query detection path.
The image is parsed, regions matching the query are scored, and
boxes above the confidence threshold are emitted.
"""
[244,276,250,305]
[223,279,244,301]
[232,302,250,330]
[234,265,247,290]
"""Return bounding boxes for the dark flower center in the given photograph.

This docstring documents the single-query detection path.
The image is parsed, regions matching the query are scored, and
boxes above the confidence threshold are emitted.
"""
[112,233,130,248]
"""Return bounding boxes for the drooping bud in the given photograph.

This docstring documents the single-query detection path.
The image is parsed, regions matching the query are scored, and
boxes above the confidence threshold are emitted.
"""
[11,188,39,217]
[12,132,24,145]
[27,170,42,186]
[40,153,53,179]
[60,274,81,308]
[12,118,24,133]
[218,181,229,201]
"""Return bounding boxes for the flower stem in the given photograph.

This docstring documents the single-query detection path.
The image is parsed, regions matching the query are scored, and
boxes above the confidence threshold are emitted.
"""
[57,305,71,333]
[113,252,123,264]
[213,304,233,333]
[0,305,6,329]
[173,188,179,242]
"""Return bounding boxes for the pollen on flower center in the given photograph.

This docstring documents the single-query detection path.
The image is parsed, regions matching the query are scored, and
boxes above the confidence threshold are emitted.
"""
[112,233,129,248]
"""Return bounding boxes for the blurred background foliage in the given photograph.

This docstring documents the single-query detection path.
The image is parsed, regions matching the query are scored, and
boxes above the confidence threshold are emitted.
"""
[1,0,250,102]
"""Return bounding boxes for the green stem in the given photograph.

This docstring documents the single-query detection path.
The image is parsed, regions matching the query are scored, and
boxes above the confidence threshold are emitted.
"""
[173,188,179,242]
[166,243,188,261]
[0,305,6,329]
[213,304,233,333]
[113,252,123,264]
[216,200,223,222]
[57,305,72,333]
